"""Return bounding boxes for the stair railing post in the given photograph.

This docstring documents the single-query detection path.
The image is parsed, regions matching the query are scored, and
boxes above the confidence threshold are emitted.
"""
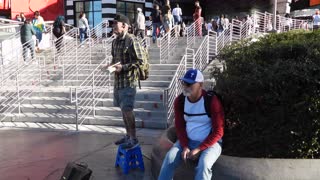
[75,88,79,131]
[16,73,21,115]
[92,73,96,117]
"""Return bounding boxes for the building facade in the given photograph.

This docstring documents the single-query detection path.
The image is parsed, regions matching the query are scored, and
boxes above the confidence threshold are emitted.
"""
[65,0,153,30]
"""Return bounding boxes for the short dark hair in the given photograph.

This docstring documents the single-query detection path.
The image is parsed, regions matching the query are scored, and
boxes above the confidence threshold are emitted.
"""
[34,11,40,16]
[25,19,31,24]
[176,3,179,7]
[79,12,84,18]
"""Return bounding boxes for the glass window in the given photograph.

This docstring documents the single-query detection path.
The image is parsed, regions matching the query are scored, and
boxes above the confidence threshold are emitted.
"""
[93,1,102,11]
[85,2,93,11]
[116,1,144,25]
[94,12,102,27]
[74,0,102,28]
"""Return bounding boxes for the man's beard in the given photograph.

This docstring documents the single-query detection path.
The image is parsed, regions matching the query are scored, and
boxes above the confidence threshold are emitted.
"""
[182,88,192,97]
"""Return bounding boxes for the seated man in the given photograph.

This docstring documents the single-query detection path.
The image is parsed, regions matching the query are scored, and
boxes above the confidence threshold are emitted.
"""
[158,69,224,180]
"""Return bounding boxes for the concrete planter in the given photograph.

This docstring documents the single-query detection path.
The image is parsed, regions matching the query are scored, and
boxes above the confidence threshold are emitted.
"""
[151,127,320,180]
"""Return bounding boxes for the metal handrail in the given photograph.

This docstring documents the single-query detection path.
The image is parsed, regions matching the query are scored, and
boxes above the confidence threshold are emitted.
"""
[0,21,114,123]
[160,25,179,64]
[70,56,112,130]
[164,10,310,126]
[44,20,114,87]
[163,55,187,125]
[186,18,202,48]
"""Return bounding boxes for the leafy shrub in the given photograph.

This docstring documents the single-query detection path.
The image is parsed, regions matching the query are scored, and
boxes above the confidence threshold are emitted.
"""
[211,30,320,158]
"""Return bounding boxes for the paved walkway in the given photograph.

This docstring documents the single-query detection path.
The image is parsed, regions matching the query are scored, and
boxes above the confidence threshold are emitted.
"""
[0,122,164,180]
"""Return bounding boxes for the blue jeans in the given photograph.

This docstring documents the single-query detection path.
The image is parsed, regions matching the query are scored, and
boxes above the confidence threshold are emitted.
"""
[35,30,42,46]
[152,23,161,43]
[79,28,87,44]
[158,140,222,180]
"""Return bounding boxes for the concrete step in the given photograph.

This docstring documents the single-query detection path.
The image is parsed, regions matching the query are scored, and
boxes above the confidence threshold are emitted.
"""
[149,64,179,70]
[39,80,170,88]
[29,87,165,101]
[0,113,166,129]
[21,97,164,111]
[13,104,165,119]
[149,70,176,76]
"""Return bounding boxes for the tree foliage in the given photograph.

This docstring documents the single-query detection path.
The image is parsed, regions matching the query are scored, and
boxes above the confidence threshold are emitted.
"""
[212,30,320,158]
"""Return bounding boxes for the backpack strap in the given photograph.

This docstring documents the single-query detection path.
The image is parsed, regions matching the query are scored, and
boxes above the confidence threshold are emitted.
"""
[179,91,213,118]
[178,93,185,115]
[124,35,143,89]
[204,91,215,118]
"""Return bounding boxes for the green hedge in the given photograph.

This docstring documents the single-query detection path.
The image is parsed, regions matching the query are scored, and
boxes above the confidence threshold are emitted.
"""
[212,30,320,158]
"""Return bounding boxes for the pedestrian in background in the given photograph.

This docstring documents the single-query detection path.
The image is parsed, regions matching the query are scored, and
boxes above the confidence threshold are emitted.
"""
[32,11,45,52]
[193,1,202,36]
[79,12,89,44]
[20,19,35,64]
[150,4,162,43]
[53,16,66,53]
[135,8,145,39]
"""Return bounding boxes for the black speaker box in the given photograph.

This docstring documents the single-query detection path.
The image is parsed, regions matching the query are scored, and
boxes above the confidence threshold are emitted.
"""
[60,162,92,180]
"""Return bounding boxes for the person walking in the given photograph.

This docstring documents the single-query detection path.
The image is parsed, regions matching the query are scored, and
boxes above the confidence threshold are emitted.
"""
[20,12,26,22]
[313,10,320,31]
[20,19,36,63]
[193,1,202,36]
[32,11,45,52]
[150,4,162,43]
[52,16,66,53]
[163,7,174,33]
[110,14,146,149]
[79,12,89,44]
[158,69,224,180]
[172,3,182,36]
[135,8,145,39]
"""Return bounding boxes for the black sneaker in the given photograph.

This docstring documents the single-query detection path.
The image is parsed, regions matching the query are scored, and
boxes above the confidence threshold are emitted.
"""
[121,138,139,149]
[114,135,129,145]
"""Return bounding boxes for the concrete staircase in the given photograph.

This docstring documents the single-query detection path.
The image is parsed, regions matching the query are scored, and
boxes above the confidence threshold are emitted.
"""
[1,37,202,129]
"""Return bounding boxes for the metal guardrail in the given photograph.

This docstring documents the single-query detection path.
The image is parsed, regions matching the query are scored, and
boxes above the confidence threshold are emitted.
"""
[160,25,179,64]
[186,18,202,48]
[164,11,308,126]
[0,21,113,123]
[163,55,187,125]
[44,24,115,88]
[70,56,112,130]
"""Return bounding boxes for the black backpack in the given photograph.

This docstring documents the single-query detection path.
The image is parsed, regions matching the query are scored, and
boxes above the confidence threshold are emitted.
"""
[178,90,222,118]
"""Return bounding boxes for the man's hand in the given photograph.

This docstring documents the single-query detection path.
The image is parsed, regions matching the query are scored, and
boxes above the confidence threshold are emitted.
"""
[100,63,109,72]
[114,63,122,72]
[187,148,201,160]
[181,147,190,163]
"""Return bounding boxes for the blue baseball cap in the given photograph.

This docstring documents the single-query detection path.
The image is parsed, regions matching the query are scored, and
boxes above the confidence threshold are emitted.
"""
[179,69,204,84]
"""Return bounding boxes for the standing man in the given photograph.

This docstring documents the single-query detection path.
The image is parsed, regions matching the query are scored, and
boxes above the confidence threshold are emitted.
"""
[79,12,90,44]
[135,8,145,39]
[313,10,320,31]
[150,4,162,43]
[172,3,182,36]
[20,19,36,63]
[172,3,182,25]
[111,14,145,149]
[193,1,202,36]
[158,69,224,180]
